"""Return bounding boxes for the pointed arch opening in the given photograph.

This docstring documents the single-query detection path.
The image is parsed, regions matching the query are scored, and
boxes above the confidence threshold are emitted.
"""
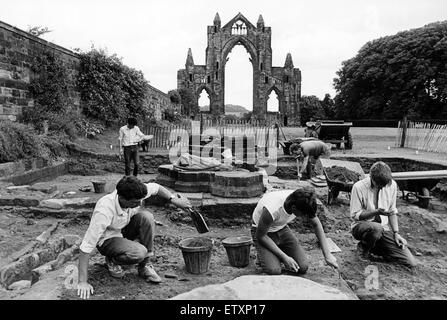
[198,87,211,113]
[267,89,279,112]
[224,44,253,113]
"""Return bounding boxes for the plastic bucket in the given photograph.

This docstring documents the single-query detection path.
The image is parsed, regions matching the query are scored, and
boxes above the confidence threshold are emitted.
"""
[222,236,252,268]
[179,237,213,274]
[92,180,106,193]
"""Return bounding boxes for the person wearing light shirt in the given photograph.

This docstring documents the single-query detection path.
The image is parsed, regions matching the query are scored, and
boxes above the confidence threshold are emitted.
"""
[251,186,338,275]
[76,176,191,299]
[118,117,153,176]
[291,140,331,179]
[350,161,416,267]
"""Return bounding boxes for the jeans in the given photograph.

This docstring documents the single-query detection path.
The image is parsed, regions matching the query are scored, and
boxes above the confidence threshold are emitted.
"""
[97,210,155,267]
[352,221,416,267]
[123,145,139,176]
[251,225,308,275]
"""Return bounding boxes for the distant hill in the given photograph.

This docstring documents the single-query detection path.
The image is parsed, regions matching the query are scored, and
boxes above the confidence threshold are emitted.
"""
[199,104,249,113]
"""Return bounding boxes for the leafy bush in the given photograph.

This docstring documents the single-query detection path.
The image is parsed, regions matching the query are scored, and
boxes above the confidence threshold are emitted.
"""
[0,120,49,163]
[29,51,72,113]
[77,48,152,125]
[23,50,80,138]
[168,89,181,104]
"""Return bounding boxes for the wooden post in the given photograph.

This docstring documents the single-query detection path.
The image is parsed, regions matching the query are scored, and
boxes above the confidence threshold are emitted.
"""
[399,116,408,148]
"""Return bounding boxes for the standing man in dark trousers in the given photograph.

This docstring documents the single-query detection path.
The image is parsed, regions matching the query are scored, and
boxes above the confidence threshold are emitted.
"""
[119,117,153,176]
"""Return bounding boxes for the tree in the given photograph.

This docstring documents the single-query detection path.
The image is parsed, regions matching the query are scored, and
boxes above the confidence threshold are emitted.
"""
[168,89,181,104]
[299,95,326,125]
[321,94,336,119]
[77,48,151,125]
[333,21,447,120]
[178,88,199,116]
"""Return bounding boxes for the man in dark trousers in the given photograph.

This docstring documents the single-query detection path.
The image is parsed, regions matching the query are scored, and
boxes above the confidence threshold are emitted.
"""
[118,117,153,176]
[76,176,191,299]
[350,161,417,267]
[292,140,331,179]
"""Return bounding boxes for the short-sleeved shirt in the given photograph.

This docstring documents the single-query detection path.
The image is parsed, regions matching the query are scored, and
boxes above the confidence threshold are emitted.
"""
[350,177,398,231]
[300,140,330,158]
[252,190,316,233]
[79,183,160,254]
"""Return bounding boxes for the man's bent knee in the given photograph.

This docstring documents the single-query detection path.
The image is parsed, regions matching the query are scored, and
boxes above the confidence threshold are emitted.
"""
[135,210,154,224]
[121,244,148,264]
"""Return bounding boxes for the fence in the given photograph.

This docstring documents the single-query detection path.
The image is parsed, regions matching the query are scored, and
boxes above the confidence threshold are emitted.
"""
[396,120,447,153]
[142,120,277,150]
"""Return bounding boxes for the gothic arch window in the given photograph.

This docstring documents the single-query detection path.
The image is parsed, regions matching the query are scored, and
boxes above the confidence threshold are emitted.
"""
[231,20,247,35]
[260,63,263,71]
[216,61,219,69]
[189,74,193,82]
[265,76,269,84]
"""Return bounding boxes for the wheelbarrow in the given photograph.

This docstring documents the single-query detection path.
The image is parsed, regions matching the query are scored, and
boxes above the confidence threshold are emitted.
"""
[320,158,365,204]
[392,170,447,208]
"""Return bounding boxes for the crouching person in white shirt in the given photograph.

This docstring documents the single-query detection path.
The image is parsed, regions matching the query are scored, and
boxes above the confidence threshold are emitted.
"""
[350,161,417,267]
[76,176,191,299]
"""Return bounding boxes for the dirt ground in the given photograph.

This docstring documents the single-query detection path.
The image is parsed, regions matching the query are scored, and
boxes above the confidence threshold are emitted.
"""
[1,127,447,300]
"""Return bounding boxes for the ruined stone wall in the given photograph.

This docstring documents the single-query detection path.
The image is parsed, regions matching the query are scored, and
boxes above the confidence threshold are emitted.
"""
[0,20,80,121]
[146,83,180,121]
[177,13,302,126]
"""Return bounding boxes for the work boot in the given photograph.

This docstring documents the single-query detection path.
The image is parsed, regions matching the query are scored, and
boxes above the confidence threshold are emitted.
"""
[356,242,370,262]
[105,257,125,278]
[138,264,162,283]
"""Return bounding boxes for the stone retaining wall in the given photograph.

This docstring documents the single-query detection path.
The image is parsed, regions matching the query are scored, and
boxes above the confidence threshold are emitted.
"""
[0,20,80,121]
[0,160,68,185]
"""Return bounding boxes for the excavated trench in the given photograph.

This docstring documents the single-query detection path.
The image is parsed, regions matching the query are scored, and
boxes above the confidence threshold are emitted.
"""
[1,155,447,299]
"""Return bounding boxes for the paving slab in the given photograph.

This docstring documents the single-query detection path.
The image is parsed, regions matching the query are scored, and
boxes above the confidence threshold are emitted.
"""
[171,275,357,300]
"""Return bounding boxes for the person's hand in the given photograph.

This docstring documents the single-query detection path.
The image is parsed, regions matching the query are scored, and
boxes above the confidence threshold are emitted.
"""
[376,208,391,216]
[282,255,300,273]
[171,194,191,209]
[325,253,339,269]
[77,281,94,299]
[394,233,407,248]
[119,148,123,159]
[377,209,397,217]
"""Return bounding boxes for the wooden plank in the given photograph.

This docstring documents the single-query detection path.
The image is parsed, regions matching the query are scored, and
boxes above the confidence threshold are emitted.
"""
[392,170,447,180]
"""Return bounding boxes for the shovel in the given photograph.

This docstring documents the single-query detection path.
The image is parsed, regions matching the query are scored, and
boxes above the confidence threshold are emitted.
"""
[185,206,210,234]
[174,194,209,233]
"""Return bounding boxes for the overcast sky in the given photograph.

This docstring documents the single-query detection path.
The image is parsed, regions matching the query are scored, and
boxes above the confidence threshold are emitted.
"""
[1,0,446,110]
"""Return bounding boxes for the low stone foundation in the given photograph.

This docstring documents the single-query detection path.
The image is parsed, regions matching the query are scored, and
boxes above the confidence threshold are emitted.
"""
[0,161,68,186]
[156,165,265,197]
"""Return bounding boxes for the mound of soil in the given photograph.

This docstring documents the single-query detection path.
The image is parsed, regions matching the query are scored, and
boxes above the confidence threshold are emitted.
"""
[325,166,361,184]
